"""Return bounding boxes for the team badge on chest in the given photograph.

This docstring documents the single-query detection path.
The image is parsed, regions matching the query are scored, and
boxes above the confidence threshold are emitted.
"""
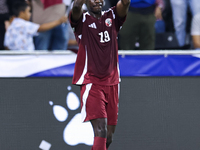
[105,18,112,27]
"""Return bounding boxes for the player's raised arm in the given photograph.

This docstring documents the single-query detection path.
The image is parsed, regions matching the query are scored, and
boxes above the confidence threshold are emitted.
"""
[116,0,130,18]
[71,0,86,21]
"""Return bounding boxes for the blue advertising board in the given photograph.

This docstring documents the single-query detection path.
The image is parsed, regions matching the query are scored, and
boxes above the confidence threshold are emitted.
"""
[1,53,200,77]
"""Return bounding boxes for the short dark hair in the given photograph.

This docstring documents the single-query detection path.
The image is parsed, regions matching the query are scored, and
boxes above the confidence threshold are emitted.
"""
[6,0,26,16]
[12,1,29,17]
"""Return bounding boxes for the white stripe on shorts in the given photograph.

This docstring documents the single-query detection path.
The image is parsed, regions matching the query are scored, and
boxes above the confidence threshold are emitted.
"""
[118,83,120,98]
[81,83,92,122]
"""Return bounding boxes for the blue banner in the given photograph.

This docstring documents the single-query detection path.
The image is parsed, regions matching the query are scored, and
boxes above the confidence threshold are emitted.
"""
[1,54,200,77]
[119,55,200,76]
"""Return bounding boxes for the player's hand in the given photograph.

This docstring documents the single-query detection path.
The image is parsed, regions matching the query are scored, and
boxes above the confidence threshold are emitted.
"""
[59,16,68,24]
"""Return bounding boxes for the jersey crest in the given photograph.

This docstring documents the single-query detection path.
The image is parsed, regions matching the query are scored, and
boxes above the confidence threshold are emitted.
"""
[105,18,112,27]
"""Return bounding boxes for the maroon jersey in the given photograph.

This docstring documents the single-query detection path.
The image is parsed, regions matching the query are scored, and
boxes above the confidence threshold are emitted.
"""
[69,6,126,86]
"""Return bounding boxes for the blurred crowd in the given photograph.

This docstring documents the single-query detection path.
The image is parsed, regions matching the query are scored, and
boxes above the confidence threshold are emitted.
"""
[0,0,200,51]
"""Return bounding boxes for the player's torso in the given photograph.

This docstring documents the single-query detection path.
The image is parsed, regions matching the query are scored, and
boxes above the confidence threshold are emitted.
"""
[80,11,116,50]
[72,8,120,85]
[80,10,118,76]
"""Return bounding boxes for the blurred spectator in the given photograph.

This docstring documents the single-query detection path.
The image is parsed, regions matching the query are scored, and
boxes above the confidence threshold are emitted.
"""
[155,0,166,34]
[155,19,165,33]
[0,0,9,50]
[67,24,78,53]
[6,0,28,16]
[5,0,31,29]
[161,0,174,32]
[119,0,164,50]
[32,0,71,50]
[191,13,200,50]
[4,1,67,51]
[170,0,200,48]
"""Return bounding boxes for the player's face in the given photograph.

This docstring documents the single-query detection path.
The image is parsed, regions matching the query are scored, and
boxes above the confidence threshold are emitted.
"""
[86,0,104,14]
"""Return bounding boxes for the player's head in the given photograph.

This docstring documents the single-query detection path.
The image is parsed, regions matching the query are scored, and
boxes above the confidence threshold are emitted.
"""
[12,2,31,20]
[85,0,104,14]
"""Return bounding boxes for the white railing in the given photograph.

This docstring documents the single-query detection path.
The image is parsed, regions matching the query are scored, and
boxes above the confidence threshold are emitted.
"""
[0,50,200,56]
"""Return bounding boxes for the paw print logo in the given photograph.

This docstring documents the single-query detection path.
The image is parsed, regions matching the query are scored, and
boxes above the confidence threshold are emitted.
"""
[49,86,94,146]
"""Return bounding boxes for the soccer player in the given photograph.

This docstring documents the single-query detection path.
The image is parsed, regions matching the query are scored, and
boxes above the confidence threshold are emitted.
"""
[69,0,130,149]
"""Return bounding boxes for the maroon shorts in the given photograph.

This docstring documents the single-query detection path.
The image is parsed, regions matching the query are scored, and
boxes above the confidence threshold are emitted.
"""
[80,83,119,125]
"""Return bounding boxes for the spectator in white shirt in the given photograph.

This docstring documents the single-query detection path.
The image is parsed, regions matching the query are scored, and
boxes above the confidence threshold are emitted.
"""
[4,1,67,51]
[191,13,200,50]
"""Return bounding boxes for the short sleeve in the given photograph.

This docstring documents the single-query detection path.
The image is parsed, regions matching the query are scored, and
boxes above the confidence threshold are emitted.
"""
[69,11,84,36]
[191,14,200,36]
[25,21,40,36]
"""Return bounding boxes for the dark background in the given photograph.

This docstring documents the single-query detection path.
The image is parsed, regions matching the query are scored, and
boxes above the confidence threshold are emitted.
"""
[1,77,200,150]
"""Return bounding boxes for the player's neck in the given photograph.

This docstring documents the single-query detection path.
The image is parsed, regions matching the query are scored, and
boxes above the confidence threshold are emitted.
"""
[88,11,102,19]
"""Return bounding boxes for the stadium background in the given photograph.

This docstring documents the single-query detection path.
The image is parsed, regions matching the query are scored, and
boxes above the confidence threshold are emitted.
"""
[1,52,200,150]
